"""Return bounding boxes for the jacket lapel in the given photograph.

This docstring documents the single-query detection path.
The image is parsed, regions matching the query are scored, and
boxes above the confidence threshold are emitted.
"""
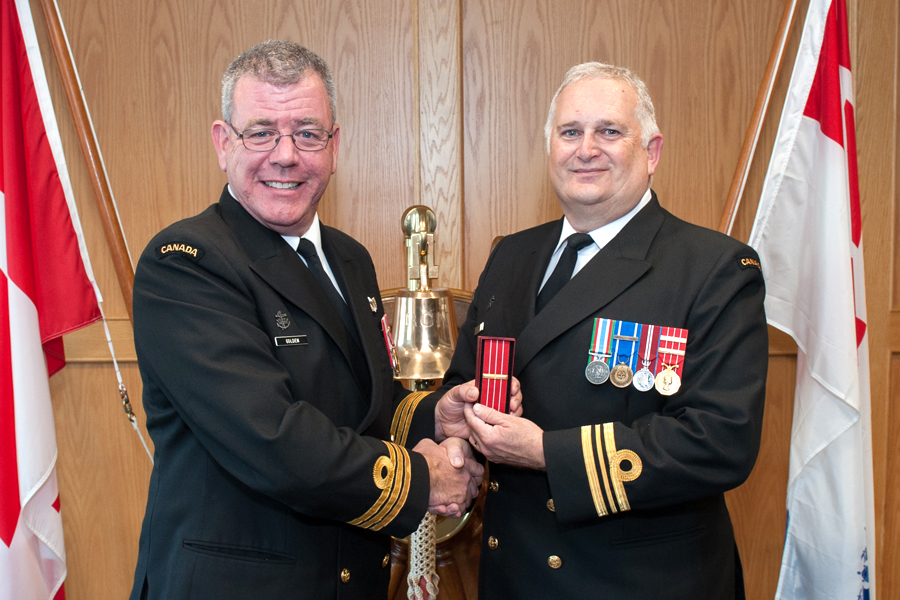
[514,195,666,374]
[217,190,362,384]
[321,228,383,427]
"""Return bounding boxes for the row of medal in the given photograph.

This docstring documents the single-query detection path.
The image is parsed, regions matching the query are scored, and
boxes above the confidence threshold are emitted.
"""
[585,318,688,397]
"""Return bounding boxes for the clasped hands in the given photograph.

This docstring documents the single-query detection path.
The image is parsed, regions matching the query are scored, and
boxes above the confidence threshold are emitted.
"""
[420,377,540,517]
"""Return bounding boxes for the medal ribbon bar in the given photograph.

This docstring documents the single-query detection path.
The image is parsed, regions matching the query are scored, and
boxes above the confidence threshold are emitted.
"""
[637,324,660,370]
[655,327,688,378]
[613,321,641,371]
[588,318,614,365]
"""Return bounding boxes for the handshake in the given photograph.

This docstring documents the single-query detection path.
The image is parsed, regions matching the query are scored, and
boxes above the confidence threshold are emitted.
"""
[413,377,542,517]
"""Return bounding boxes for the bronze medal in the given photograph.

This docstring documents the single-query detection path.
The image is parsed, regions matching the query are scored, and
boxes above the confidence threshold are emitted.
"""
[655,367,681,396]
[585,359,610,385]
[609,363,633,388]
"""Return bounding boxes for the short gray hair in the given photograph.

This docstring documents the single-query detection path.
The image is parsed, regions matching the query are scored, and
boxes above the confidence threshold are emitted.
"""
[543,62,659,153]
[221,40,337,126]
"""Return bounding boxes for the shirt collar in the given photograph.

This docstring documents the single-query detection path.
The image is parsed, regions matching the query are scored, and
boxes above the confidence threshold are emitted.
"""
[227,185,323,254]
[556,187,652,252]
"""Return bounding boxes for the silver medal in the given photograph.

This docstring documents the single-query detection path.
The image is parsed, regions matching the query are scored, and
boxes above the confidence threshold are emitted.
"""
[633,368,655,392]
[585,360,610,385]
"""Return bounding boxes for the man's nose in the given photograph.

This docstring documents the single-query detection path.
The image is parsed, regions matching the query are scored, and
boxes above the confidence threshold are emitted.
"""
[269,134,300,165]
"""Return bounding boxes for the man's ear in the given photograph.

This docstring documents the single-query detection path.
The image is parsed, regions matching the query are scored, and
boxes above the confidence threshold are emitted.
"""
[211,120,231,173]
[646,133,663,176]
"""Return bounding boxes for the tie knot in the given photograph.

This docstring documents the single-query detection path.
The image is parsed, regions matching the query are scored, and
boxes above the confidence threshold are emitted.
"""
[566,233,593,252]
[296,238,318,260]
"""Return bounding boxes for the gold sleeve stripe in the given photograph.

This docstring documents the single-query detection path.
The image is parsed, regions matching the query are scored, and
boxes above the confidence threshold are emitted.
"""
[390,391,430,447]
[348,441,398,527]
[594,424,617,514]
[580,426,608,517]
[369,445,413,531]
[603,422,643,512]
[350,442,413,531]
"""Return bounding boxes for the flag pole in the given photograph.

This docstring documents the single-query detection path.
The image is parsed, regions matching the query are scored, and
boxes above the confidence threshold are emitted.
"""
[37,0,135,323]
[718,0,800,236]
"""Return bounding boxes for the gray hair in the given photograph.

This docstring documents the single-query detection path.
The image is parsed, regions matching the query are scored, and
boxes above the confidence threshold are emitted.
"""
[221,40,337,126]
[543,62,659,153]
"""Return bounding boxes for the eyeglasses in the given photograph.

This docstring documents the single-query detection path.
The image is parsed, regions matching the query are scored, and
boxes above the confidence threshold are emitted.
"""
[228,122,333,152]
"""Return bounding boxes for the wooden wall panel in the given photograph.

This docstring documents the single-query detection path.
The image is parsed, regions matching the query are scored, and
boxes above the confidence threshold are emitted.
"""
[51,0,418,290]
[460,0,786,291]
[49,365,150,599]
[883,354,900,600]
[726,355,794,600]
[418,0,465,289]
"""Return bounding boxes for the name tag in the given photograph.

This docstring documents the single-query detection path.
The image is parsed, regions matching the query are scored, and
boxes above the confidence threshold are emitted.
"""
[274,335,308,347]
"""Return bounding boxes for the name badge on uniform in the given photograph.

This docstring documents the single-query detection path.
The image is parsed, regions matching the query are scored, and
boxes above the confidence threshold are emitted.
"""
[275,335,308,347]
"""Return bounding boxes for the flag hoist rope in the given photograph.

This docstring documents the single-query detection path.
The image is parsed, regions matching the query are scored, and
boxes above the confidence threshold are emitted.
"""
[37,0,151,461]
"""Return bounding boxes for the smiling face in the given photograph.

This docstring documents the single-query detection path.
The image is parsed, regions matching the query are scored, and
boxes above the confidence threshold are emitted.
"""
[211,73,340,236]
[548,77,662,232]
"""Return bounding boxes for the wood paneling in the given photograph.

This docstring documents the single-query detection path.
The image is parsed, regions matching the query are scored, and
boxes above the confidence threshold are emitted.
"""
[460,0,786,290]
[25,0,899,598]
[726,356,795,600]
[418,0,465,289]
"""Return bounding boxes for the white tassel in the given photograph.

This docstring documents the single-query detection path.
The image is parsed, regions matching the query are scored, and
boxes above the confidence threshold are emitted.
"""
[407,512,440,599]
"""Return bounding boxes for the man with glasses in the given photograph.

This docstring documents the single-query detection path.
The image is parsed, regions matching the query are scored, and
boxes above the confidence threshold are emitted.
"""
[128,40,499,600]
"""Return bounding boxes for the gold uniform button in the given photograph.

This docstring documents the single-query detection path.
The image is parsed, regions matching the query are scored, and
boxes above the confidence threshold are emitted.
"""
[382,554,390,568]
[548,555,562,569]
[340,568,350,583]
[546,499,555,512]
[489,480,499,493]
[488,536,499,550]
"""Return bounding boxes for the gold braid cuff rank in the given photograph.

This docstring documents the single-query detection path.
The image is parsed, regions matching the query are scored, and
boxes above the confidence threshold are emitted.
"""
[580,423,644,516]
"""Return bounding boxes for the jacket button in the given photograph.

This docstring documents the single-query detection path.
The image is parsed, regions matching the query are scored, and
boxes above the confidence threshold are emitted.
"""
[340,568,351,583]
[382,554,390,568]
[488,536,499,550]
[546,499,555,512]
[489,480,499,492]
[548,556,562,569]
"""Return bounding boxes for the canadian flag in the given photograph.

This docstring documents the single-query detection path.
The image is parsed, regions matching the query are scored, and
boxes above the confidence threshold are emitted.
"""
[749,0,875,598]
[1,0,102,598]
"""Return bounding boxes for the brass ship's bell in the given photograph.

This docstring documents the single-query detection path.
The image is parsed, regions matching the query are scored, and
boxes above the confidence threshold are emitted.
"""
[392,206,457,385]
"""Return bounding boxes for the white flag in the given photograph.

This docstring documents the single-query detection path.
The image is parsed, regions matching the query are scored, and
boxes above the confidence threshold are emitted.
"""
[749,0,875,598]
[0,0,102,598]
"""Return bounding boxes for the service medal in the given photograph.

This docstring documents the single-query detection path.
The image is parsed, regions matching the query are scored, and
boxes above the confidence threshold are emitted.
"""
[585,359,610,385]
[609,363,633,388]
[655,367,681,396]
[633,367,655,391]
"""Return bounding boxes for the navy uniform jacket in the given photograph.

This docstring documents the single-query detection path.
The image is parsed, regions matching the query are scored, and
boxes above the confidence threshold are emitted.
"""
[439,193,767,599]
[129,187,434,600]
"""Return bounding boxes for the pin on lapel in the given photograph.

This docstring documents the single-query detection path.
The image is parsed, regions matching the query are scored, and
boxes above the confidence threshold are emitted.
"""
[487,296,495,311]
[368,296,378,313]
[275,311,290,330]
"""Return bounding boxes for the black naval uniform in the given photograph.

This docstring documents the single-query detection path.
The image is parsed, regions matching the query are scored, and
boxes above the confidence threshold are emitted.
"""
[129,187,434,600]
[438,193,767,599]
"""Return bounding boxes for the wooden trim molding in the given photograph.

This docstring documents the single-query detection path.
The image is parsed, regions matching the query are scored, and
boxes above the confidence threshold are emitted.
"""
[63,317,136,363]
[892,311,900,354]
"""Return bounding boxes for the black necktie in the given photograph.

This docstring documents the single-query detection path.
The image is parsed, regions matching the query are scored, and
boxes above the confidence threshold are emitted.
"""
[296,238,359,345]
[535,232,594,314]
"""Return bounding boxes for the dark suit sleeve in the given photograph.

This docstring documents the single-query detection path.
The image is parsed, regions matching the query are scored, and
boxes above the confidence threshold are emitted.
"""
[544,244,767,523]
[134,227,429,537]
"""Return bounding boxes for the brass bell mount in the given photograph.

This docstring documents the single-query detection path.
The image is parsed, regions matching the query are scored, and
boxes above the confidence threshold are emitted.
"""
[392,206,458,390]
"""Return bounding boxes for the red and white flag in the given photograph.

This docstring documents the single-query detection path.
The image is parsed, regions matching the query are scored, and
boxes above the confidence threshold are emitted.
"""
[749,0,875,597]
[1,0,102,598]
